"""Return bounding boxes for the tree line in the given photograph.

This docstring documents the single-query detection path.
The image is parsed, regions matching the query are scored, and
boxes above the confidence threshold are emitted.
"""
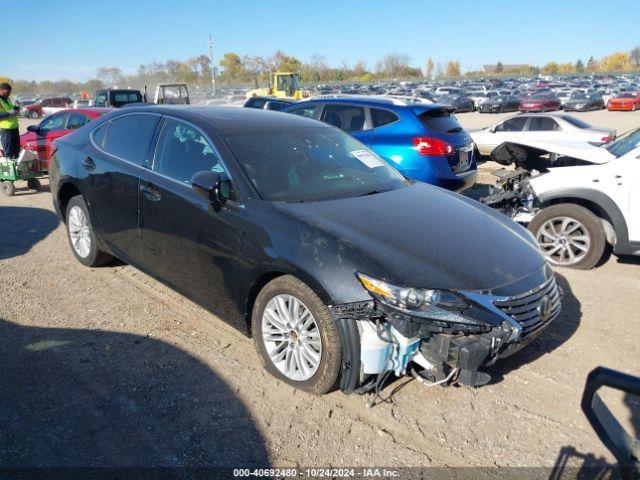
[2,46,639,95]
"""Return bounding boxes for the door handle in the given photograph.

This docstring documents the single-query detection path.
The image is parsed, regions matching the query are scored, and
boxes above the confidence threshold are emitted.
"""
[82,156,96,171]
[139,183,161,202]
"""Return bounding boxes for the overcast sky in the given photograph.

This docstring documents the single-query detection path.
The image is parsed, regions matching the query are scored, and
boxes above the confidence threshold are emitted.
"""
[3,0,639,81]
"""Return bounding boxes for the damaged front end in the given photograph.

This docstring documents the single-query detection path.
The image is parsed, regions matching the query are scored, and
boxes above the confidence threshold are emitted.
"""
[479,142,596,223]
[332,269,562,394]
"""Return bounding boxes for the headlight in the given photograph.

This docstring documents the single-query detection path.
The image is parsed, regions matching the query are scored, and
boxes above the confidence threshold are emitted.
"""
[356,273,476,324]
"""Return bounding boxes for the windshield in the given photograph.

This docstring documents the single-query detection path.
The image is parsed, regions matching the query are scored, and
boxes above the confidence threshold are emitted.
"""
[224,127,407,202]
[603,128,640,158]
[617,93,635,98]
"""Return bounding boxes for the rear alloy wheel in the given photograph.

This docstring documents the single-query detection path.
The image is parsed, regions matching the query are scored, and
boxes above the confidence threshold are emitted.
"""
[529,204,605,270]
[65,196,113,267]
[252,275,342,394]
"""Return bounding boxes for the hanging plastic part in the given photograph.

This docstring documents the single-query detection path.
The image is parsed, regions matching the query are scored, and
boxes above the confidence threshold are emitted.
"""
[411,367,459,388]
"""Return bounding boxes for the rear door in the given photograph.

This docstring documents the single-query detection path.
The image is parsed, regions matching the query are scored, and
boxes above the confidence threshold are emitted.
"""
[526,116,563,141]
[139,117,245,320]
[320,104,374,146]
[81,112,160,264]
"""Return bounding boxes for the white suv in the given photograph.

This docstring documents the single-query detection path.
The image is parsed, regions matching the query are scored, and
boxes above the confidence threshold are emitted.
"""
[480,129,640,269]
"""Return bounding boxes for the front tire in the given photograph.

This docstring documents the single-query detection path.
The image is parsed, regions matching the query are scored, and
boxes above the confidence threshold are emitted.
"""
[252,275,342,395]
[529,204,605,270]
[65,195,113,267]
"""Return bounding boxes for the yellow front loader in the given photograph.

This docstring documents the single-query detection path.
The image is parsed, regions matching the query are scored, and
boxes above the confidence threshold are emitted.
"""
[246,72,309,100]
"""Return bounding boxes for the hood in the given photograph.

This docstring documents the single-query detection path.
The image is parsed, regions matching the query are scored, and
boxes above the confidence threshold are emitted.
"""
[274,183,545,292]
[499,138,615,164]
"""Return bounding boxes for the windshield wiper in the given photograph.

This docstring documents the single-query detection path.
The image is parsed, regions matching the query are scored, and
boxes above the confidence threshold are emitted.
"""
[447,127,463,133]
[356,189,393,197]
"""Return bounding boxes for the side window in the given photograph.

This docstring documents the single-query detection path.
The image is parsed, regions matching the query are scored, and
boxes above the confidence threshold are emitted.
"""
[371,108,399,128]
[66,113,91,130]
[102,114,159,164]
[496,117,527,132]
[529,117,559,131]
[153,119,234,198]
[91,122,109,149]
[287,104,318,119]
[95,93,108,108]
[321,104,367,132]
[39,114,68,132]
[246,98,267,109]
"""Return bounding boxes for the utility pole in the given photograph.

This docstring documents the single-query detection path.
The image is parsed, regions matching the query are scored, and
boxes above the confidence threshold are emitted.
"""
[207,33,216,95]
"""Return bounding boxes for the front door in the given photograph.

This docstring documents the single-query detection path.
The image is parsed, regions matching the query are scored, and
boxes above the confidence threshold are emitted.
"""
[139,117,245,323]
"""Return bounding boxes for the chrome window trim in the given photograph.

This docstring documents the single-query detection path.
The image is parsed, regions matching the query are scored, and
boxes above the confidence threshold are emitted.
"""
[89,112,162,168]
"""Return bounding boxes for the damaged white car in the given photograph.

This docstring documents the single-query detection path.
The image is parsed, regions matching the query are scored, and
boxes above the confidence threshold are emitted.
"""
[480,128,640,269]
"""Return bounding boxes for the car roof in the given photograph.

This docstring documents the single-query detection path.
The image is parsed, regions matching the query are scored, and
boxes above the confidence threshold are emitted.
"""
[58,107,113,116]
[299,94,439,109]
[111,105,326,132]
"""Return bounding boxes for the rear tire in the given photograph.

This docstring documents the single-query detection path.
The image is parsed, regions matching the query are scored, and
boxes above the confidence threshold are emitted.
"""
[252,275,342,395]
[28,110,39,119]
[65,195,113,267]
[529,204,605,270]
[1,181,15,197]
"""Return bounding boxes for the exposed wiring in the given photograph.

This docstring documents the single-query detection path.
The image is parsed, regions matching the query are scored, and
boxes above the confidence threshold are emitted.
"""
[410,366,458,388]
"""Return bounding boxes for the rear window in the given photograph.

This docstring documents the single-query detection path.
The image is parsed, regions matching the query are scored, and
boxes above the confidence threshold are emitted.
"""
[418,108,463,133]
[561,116,591,129]
[371,108,399,128]
[528,117,560,131]
[113,91,142,104]
[91,122,109,149]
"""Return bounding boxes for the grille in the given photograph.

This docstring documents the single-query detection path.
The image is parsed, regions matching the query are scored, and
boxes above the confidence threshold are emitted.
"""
[494,276,561,339]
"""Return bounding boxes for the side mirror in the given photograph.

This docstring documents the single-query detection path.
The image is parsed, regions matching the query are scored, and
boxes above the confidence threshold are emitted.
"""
[191,170,222,205]
[27,125,39,133]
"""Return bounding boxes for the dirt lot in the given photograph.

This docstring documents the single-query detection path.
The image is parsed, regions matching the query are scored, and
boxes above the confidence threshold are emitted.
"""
[1,111,639,474]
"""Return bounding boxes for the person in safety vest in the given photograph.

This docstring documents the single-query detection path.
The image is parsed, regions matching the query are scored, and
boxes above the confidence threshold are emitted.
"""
[0,83,20,159]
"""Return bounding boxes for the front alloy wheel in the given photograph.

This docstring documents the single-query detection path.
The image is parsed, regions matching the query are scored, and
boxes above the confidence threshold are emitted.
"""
[529,204,606,270]
[252,275,342,394]
[261,294,322,381]
[536,217,590,266]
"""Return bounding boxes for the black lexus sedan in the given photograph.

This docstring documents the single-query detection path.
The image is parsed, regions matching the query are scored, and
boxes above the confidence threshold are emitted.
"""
[49,106,561,395]
[477,95,521,113]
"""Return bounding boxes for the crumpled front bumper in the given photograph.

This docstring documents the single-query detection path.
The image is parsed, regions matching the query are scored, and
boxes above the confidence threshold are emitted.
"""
[332,271,562,392]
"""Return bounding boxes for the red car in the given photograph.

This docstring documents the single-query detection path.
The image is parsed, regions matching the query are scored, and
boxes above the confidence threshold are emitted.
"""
[519,94,562,112]
[607,92,640,111]
[21,102,44,119]
[20,108,111,168]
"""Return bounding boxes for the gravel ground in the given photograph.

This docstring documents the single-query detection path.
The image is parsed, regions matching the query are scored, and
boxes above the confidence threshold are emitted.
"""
[1,111,639,473]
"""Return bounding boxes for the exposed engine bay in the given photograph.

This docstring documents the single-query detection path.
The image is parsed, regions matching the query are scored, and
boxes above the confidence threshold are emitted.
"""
[479,142,595,223]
